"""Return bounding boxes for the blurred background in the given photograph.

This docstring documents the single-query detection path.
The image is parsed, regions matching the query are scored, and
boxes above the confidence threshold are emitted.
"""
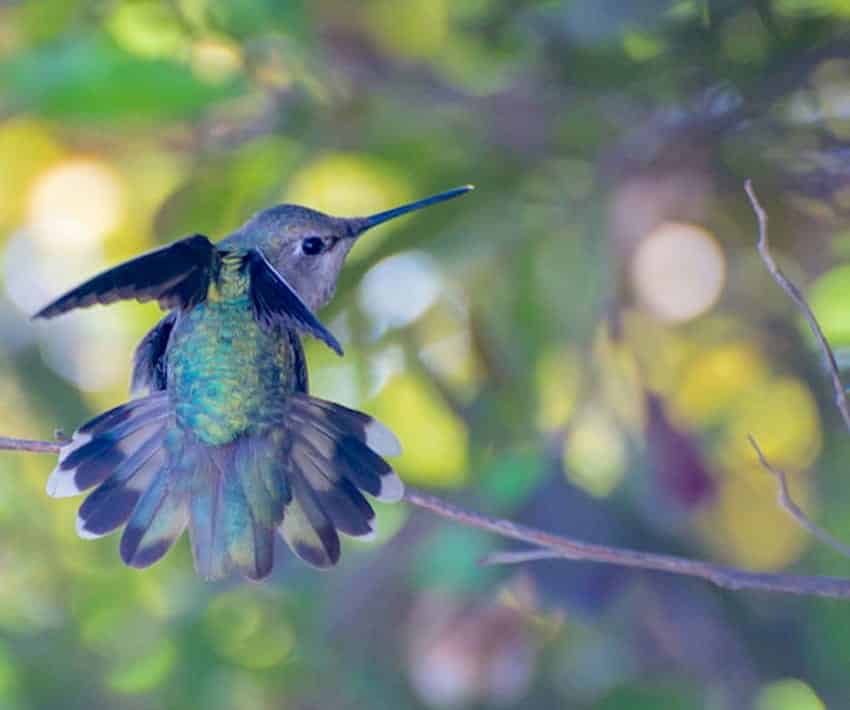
[4,0,850,708]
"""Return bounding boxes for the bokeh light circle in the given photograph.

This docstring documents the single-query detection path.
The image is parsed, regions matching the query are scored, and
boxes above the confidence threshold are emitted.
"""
[631,221,726,323]
[28,159,124,252]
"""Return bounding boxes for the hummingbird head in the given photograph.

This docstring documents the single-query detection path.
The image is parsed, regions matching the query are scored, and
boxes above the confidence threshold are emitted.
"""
[225,185,473,311]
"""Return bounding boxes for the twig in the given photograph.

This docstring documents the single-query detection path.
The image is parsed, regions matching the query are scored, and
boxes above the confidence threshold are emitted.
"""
[481,549,562,565]
[745,179,850,434]
[0,436,61,454]
[745,181,850,561]
[749,435,850,558]
[402,489,850,598]
[3,434,850,598]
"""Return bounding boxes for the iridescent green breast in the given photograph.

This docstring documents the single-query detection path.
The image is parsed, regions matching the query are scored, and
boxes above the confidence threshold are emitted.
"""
[166,262,296,446]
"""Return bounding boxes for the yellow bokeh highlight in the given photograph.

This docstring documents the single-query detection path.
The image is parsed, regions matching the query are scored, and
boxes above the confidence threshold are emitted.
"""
[366,0,449,60]
[756,678,826,710]
[0,119,63,231]
[368,372,469,487]
[621,308,699,394]
[28,158,125,253]
[191,39,243,84]
[107,1,187,59]
[563,406,627,498]
[721,377,821,472]
[697,463,813,570]
[593,323,645,432]
[671,342,769,428]
[535,346,582,431]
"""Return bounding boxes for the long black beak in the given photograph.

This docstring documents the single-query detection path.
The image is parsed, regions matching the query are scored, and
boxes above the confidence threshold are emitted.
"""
[347,185,473,237]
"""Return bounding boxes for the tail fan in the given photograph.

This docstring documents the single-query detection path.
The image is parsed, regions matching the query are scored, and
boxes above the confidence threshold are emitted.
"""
[50,392,403,579]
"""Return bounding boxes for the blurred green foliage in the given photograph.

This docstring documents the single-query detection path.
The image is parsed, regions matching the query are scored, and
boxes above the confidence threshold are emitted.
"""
[3,0,850,708]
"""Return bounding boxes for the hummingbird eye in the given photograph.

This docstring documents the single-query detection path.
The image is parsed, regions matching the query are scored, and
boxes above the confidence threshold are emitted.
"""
[301,237,325,256]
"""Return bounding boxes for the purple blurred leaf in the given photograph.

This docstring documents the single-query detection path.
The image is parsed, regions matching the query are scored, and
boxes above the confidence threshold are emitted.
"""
[644,391,715,509]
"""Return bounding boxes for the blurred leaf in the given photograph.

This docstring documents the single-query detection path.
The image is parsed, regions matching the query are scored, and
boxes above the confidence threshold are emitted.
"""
[755,678,825,710]
[564,405,627,498]
[645,391,715,508]
[478,448,546,511]
[366,0,449,60]
[107,1,189,59]
[12,0,82,45]
[204,590,295,670]
[412,526,497,591]
[0,36,244,121]
[594,682,697,710]
[108,638,177,694]
[207,0,311,42]
[808,263,850,347]
[535,346,582,431]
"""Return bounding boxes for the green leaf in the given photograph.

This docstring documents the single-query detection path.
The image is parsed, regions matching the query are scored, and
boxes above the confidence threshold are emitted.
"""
[0,36,244,121]
[108,639,177,694]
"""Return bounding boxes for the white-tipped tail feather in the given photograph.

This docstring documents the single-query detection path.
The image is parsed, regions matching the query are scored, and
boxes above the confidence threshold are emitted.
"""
[48,390,404,578]
[375,469,404,503]
[364,419,402,458]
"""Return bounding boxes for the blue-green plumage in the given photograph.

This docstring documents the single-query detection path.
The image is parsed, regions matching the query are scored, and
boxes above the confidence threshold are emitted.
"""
[34,185,472,579]
[168,293,293,445]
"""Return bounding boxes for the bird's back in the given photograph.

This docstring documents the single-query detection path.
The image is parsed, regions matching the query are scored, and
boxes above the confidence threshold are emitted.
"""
[166,256,298,446]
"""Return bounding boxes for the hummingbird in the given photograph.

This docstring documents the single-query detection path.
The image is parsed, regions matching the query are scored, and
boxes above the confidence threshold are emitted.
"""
[34,185,473,580]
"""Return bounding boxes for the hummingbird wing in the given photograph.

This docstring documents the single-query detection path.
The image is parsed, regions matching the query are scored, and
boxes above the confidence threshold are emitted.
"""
[246,248,343,356]
[131,311,178,395]
[33,234,218,319]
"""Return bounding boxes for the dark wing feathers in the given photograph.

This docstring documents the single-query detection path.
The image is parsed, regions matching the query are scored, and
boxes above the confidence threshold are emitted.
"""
[34,238,341,359]
[247,249,343,356]
[131,312,177,395]
[34,235,218,319]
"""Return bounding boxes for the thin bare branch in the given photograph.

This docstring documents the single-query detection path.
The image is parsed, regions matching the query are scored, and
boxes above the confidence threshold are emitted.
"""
[403,489,850,598]
[0,436,61,454]
[745,179,850,434]
[749,435,850,558]
[3,433,850,597]
[480,549,562,565]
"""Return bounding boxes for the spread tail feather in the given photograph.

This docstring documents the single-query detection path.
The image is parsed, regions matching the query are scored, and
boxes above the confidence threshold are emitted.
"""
[52,392,403,579]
